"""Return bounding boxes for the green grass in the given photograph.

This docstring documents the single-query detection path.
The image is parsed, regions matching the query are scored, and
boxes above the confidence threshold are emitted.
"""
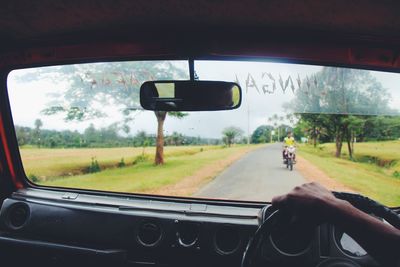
[20,145,220,179]
[39,145,259,194]
[298,141,400,207]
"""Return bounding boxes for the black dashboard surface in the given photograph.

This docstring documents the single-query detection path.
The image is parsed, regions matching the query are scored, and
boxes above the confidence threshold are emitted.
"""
[0,189,378,267]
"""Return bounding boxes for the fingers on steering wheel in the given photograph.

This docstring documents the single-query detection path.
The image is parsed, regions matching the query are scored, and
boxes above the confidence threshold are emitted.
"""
[271,194,285,208]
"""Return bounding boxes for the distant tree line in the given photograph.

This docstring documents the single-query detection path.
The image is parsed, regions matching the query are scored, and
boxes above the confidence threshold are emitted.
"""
[292,114,400,145]
[15,123,221,148]
[251,67,400,160]
[251,115,400,146]
[250,124,293,144]
[287,67,400,158]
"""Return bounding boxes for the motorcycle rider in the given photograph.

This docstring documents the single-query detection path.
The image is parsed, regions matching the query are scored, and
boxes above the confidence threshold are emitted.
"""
[282,131,296,163]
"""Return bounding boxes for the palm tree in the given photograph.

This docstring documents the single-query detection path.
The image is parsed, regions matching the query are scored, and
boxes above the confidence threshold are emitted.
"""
[34,119,43,148]
[222,127,244,147]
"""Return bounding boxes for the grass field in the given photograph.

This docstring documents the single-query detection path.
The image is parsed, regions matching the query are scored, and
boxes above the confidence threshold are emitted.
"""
[20,141,399,206]
[20,145,260,195]
[21,146,220,179]
[298,141,400,206]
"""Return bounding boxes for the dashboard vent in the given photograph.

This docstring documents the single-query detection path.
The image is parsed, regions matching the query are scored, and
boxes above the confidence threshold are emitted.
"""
[6,202,30,230]
[137,221,163,247]
[214,225,241,255]
[176,221,199,248]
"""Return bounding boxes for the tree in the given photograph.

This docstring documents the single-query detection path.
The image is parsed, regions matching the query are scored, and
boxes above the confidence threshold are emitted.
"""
[288,67,394,158]
[294,114,327,147]
[134,131,151,155]
[343,116,365,159]
[24,61,189,165]
[166,131,185,146]
[362,116,400,141]
[153,111,187,164]
[267,115,276,140]
[134,131,149,146]
[15,126,28,146]
[266,114,293,142]
[222,126,244,147]
[251,125,273,143]
[34,119,43,148]
[84,124,97,144]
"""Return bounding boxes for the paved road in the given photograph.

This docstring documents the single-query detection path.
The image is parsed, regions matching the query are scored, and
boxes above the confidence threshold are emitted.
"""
[195,143,306,201]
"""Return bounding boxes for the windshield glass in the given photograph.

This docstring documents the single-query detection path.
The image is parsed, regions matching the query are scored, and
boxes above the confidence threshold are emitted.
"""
[7,60,400,206]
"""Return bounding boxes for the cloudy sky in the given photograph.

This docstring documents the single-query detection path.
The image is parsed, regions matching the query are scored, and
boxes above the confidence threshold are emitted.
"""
[7,60,400,139]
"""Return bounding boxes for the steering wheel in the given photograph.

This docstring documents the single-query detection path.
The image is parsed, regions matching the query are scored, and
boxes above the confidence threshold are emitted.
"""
[241,192,400,267]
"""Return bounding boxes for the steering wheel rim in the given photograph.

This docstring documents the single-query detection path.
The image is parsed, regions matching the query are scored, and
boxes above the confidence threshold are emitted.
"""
[241,192,400,267]
[331,192,400,229]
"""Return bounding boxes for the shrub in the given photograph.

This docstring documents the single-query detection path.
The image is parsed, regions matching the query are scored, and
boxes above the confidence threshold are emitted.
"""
[88,157,101,173]
[118,158,126,168]
[393,171,400,179]
[133,154,149,165]
[28,174,39,183]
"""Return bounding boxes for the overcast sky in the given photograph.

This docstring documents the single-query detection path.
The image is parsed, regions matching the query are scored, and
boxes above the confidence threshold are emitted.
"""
[7,60,400,139]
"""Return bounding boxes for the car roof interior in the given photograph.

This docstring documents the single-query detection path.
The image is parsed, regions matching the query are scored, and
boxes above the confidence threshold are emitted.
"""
[1,1,400,71]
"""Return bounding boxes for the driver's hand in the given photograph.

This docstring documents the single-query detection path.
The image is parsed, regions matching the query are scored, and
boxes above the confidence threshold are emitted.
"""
[272,182,342,222]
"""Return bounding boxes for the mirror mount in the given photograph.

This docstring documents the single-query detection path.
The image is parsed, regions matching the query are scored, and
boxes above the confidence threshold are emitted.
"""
[189,58,195,81]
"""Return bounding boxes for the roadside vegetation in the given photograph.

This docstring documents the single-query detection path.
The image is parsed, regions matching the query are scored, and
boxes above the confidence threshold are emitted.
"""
[18,99,253,194]
[22,146,220,181]
[250,67,400,206]
[33,145,260,194]
[16,123,222,149]
[298,141,400,206]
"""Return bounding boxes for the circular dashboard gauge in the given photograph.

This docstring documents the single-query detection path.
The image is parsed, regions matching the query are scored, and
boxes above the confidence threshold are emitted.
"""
[176,221,199,248]
[214,225,241,255]
[137,221,163,247]
[270,230,312,256]
[269,222,314,256]
[334,228,367,257]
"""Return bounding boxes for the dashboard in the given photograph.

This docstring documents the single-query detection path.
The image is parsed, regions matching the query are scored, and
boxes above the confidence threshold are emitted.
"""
[0,189,378,267]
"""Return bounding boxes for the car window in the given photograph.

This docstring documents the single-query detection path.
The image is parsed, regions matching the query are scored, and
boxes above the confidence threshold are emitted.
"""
[7,60,400,206]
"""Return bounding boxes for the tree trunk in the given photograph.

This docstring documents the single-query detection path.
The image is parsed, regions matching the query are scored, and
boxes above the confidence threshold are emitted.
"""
[346,133,353,159]
[335,133,343,158]
[346,129,353,159]
[313,126,317,147]
[154,111,167,165]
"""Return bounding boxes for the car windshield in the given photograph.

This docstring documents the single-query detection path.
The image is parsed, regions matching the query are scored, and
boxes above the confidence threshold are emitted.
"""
[7,60,400,206]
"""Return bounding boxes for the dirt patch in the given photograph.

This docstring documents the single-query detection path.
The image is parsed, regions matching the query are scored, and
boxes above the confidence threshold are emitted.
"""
[296,156,354,192]
[144,147,255,197]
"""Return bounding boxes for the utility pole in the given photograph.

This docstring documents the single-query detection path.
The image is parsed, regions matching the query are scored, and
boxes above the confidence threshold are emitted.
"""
[278,127,280,142]
[247,102,250,145]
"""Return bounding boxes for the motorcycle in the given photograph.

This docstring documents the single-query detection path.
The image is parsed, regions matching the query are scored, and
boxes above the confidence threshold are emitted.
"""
[283,145,296,171]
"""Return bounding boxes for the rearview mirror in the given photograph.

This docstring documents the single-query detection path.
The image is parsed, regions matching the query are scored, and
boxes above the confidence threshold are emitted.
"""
[140,81,242,111]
